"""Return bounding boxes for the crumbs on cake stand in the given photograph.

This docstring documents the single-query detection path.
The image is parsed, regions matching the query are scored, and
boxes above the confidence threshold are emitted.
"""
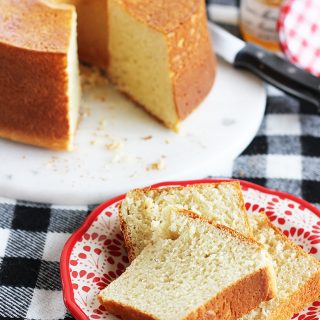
[106,141,123,151]
[80,64,108,88]
[46,155,59,168]
[146,158,166,171]
[78,104,92,126]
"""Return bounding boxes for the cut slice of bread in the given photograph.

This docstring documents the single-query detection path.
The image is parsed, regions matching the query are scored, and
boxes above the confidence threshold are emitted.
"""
[120,181,251,260]
[241,212,320,320]
[99,209,276,320]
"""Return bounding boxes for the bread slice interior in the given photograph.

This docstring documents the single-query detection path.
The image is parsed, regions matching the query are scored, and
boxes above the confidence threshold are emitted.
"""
[99,209,276,320]
[120,181,251,260]
[241,212,320,320]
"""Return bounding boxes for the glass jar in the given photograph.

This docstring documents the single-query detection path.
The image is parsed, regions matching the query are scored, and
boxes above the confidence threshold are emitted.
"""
[240,0,284,52]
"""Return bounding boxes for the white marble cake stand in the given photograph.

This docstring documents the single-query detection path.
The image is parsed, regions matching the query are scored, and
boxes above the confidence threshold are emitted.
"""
[0,58,266,205]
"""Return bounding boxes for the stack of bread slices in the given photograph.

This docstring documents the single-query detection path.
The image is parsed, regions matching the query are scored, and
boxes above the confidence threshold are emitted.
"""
[98,182,320,320]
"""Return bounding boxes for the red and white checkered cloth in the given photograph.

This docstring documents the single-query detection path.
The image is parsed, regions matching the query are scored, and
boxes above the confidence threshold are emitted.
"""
[278,0,320,77]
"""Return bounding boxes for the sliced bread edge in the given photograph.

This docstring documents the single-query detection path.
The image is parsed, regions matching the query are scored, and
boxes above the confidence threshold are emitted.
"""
[119,181,252,261]
[242,212,320,320]
[101,209,277,320]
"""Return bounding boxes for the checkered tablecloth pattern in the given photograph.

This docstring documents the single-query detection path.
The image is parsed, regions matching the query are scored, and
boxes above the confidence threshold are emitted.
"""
[232,93,319,207]
[0,1,319,319]
[0,200,93,319]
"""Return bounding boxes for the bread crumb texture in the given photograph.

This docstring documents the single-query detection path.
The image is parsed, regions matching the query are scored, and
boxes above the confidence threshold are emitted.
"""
[120,182,250,259]
[241,212,320,320]
[100,211,275,320]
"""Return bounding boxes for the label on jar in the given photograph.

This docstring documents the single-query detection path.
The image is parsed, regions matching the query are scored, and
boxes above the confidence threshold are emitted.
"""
[240,0,281,43]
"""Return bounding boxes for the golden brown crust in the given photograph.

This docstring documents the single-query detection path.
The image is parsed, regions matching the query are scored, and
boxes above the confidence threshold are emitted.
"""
[266,270,320,320]
[52,0,109,69]
[173,43,216,120]
[98,296,159,320]
[139,181,242,198]
[118,202,136,262]
[99,267,276,320]
[184,268,276,320]
[121,0,201,33]
[0,0,72,52]
[247,212,320,320]
[0,43,71,150]
[168,0,216,120]
[0,1,75,150]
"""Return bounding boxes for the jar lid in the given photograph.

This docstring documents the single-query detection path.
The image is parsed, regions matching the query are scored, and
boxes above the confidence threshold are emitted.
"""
[278,0,320,77]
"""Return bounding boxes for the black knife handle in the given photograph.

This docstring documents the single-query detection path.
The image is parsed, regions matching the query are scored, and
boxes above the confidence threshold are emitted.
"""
[234,43,320,109]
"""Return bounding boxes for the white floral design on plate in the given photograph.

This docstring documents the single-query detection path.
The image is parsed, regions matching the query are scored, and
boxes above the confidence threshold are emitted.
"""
[62,181,320,320]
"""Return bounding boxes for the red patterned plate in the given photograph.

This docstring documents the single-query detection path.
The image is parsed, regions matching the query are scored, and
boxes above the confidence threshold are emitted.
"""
[60,179,320,320]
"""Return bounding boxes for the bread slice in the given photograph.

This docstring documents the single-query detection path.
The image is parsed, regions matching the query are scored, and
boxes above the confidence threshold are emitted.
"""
[99,209,276,320]
[241,212,320,320]
[120,181,251,260]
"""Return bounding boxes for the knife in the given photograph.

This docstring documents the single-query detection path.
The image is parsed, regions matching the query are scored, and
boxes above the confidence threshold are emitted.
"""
[208,22,320,109]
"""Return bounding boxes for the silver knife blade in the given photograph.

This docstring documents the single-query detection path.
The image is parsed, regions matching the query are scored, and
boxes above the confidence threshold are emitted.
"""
[208,22,245,65]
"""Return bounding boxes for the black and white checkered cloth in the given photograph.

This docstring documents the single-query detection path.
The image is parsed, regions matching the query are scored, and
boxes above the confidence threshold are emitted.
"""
[0,201,92,319]
[0,1,319,319]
